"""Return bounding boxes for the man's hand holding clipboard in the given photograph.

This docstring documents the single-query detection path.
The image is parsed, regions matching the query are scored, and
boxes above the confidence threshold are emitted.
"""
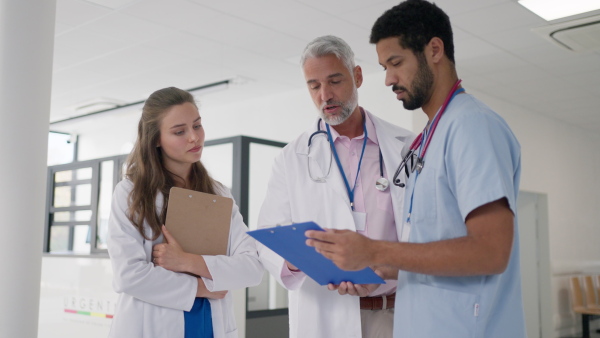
[248,222,384,286]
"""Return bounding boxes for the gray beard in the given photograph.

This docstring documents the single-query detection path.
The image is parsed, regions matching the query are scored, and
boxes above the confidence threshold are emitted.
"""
[318,88,358,126]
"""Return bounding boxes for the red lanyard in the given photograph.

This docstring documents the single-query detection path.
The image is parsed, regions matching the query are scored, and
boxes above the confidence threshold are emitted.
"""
[408,79,463,159]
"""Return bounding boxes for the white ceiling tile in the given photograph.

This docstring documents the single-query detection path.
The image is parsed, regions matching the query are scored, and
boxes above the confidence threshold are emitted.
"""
[431,0,510,16]
[200,81,296,111]
[534,95,600,116]
[282,16,369,45]
[453,1,545,36]
[457,71,501,91]
[198,0,330,31]
[78,12,173,43]
[55,22,75,36]
[122,0,228,35]
[587,81,600,96]
[341,1,394,31]
[293,0,390,16]
[483,64,557,85]
[72,45,193,80]
[560,69,600,94]
[208,19,294,49]
[484,26,549,52]
[187,0,259,14]
[455,37,504,61]
[139,32,225,66]
[533,51,600,77]
[453,27,477,42]
[459,50,530,74]
[55,0,113,27]
[511,78,583,99]
[67,81,144,104]
[236,30,307,60]
[124,0,292,50]
[510,38,573,64]
[52,67,113,94]
[85,0,140,10]
[476,83,525,106]
[219,46,303,87]
[53,28,130,67]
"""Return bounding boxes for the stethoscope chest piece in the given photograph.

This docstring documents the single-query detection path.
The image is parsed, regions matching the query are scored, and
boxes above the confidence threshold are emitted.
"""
[375,177,389,191]
[415,158,424,174]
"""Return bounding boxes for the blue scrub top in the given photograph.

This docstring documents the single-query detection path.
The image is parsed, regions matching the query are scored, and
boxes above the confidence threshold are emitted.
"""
[184,297,213,338]
[394,93,526,338]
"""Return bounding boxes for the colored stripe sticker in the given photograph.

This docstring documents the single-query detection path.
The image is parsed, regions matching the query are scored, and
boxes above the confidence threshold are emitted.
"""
[64,309,113,319]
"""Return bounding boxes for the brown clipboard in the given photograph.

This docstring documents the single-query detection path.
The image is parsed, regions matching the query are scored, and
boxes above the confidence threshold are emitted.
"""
[164,187,232,256]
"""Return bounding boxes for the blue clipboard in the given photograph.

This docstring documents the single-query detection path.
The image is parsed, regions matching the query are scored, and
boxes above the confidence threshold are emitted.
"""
[248,221,385,285]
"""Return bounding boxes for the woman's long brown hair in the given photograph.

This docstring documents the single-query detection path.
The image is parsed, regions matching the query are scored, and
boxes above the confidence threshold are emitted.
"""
[125,87,217,240]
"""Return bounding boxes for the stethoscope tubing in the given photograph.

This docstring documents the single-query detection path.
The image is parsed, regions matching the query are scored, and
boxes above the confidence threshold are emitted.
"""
[392,80,464,187]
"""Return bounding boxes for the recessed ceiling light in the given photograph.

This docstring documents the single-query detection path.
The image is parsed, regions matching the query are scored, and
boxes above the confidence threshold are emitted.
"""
[518,0,600,21]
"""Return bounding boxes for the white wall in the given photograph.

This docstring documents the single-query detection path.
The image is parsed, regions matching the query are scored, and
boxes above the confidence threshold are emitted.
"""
[51,70,600,337]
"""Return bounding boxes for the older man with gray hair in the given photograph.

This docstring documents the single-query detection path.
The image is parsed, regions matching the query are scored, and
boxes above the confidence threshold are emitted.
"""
[257,35,413,338]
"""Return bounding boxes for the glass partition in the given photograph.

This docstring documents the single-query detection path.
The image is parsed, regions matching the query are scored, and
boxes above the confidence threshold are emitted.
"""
[247,142,289,311]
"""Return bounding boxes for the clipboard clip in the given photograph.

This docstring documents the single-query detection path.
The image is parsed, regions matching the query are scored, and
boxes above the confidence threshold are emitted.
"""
[270,224,298,233]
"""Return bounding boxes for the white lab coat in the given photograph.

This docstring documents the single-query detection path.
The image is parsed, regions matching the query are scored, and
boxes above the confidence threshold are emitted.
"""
[107,179,263,338]
[257,110,414,338]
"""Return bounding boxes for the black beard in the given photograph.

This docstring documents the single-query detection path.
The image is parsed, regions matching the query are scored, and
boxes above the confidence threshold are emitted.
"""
[397,54,434,111]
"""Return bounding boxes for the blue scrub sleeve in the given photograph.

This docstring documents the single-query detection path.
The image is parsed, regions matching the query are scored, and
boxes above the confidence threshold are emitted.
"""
[444,107,520,221]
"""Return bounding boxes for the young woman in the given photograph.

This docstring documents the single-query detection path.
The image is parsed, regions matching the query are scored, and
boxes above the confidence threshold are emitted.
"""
[107,87,263,338]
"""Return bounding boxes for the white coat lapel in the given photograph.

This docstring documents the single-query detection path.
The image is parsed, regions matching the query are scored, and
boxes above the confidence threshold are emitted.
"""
[370,112,416,233]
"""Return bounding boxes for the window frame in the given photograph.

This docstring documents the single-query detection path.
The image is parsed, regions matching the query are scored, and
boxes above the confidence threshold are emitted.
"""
[43,154,127,254]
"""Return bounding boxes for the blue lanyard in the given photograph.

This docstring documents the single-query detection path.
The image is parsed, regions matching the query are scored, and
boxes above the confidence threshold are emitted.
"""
[406,127,428,223]
[406,86,464,223]
[325,118,368,211]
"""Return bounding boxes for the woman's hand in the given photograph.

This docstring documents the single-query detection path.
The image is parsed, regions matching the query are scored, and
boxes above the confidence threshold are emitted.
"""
[152,225,191,273]
[197,278,227,299]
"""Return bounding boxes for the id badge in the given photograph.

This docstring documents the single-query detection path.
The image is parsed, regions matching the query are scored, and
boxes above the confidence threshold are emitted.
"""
[401,221,411,242]
[352,211,367,231]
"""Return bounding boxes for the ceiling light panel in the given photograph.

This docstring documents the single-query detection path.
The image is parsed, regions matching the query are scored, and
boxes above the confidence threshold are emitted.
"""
[518,0,600,21]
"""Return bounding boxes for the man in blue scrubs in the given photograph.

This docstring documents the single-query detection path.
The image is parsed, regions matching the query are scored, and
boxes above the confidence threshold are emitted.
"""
[306,1,526,337]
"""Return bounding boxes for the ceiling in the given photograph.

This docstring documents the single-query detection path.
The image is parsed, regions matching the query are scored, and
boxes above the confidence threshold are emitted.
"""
[50,0,600,132]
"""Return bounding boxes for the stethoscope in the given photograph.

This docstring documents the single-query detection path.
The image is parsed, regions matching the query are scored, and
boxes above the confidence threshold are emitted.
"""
[307,113,390,194]
[392,79,465,188]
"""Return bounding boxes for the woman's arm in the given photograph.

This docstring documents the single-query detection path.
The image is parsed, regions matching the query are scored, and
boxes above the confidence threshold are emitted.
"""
[200,187,264,292]
[152,225,212,279]
[108,181,197,310]
[152,187,264,292]
[196,277,227,299]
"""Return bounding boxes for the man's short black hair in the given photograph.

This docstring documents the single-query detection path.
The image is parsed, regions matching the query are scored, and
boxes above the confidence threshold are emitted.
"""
[370,0,455,64]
